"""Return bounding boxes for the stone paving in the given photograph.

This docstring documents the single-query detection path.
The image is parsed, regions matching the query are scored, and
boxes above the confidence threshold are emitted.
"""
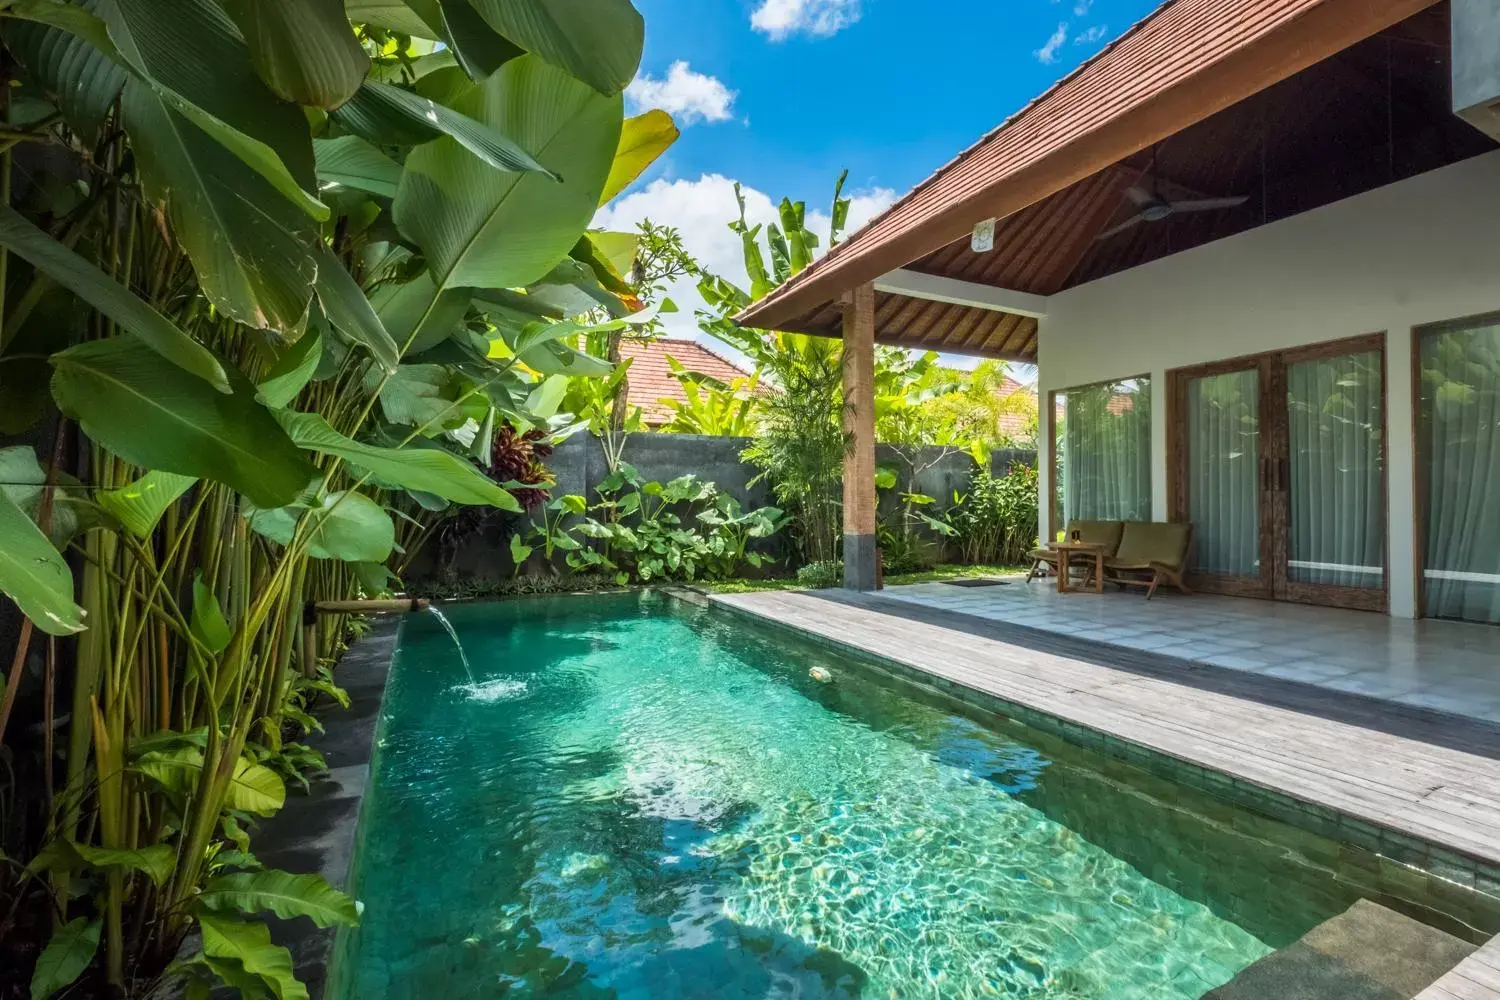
[878,579,1500,724]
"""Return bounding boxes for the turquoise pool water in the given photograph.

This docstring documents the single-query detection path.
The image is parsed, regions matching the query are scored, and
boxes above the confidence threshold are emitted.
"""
[330,593,1490,999]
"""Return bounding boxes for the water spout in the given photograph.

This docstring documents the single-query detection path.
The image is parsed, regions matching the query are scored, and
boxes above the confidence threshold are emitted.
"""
[425,606,476,686]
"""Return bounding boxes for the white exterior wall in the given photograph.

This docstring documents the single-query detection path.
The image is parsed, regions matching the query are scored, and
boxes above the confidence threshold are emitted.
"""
[1036,149,1500,617]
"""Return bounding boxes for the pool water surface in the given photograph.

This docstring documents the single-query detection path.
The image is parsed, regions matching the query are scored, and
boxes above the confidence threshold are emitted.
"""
[329,592,1497,999]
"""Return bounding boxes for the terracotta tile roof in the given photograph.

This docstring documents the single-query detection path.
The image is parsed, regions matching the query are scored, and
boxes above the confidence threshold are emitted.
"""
[736,0,1433,333]
[994,375,1035,442]
[620,338,753,425]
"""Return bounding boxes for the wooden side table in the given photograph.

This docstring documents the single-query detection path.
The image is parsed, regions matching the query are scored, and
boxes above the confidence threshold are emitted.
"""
[1050,541,1107,594]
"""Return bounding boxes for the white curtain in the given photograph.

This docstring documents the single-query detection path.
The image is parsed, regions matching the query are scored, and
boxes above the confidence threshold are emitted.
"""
[1060,379,1152,523]
[1187,370,1259,577]
[1421,323,1500,624]
[1287,351,1385,588]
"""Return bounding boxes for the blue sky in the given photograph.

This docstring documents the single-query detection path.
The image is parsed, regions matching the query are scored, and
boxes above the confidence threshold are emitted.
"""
[595,0,1161,348]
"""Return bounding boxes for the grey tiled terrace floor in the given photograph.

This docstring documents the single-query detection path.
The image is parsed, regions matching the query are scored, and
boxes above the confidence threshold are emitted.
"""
[879,579,1500,724]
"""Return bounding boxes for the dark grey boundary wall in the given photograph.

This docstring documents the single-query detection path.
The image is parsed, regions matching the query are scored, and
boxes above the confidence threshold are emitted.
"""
[548,432,1035,519]
[250,615,402,999]
[427,432,1036,583]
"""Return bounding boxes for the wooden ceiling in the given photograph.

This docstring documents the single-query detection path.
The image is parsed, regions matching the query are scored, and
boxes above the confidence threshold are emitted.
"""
[762,2,1493,361]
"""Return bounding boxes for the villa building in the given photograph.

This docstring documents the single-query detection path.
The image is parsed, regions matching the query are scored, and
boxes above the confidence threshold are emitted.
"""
[736,0,1500,627]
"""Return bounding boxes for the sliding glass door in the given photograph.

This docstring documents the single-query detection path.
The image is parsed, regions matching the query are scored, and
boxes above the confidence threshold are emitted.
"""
[1283,345,1386,605]
[1182,366,1265,594]
[1418,317,1500,625]
[1171,335,1387,609]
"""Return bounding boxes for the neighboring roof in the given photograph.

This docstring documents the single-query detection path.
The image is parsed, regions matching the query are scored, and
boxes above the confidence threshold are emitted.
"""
[735,0,1437,339]
[994,375,1035,442]
[620,338,752,425]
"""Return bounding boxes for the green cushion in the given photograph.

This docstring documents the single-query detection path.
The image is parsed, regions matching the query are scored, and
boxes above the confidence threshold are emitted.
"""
[1110,521,1192,569]
[1064,520,1124,555]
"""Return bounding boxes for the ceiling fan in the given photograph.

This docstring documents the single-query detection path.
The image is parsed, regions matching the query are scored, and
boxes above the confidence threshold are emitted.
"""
[1095,156,1249,240]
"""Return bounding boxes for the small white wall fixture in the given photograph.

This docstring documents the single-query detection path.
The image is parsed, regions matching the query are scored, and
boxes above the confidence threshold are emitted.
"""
[872,268,1049,319]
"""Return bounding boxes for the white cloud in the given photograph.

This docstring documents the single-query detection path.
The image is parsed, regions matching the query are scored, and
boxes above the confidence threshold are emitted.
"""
[1074,24,1108,45]
[1035,22,1068,63]
[750,0,861,41]
[626,62,736,125]
[1073,0,1093,15]
[593,174,895,346]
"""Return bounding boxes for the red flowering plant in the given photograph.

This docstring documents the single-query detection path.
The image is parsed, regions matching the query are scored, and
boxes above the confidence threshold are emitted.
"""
[487,424,555,511]
[435,424,558,574]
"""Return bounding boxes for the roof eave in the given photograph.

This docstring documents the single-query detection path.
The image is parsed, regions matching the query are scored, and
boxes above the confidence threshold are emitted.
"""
[735,0,1438,334]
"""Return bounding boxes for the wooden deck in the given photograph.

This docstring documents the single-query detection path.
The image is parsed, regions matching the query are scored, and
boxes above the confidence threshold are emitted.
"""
[1416,935,1500,999]
[709,589,1500,867]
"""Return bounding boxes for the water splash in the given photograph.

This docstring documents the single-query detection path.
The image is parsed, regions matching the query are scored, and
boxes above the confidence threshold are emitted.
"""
[454,678,529,703]
[425,606,476,686]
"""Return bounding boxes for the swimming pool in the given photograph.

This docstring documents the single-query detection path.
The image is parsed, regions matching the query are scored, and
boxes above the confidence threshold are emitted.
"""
[329,591,1498,999]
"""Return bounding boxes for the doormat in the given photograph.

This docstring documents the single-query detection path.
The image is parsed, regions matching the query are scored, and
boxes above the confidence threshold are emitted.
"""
[940,579,1012,588]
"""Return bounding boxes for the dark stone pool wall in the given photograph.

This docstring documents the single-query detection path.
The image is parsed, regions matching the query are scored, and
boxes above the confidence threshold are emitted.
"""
[252,615,401,999]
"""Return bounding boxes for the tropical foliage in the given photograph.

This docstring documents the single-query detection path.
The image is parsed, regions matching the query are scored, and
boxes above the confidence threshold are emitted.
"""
[0,0,676,996]
[657,357,763,436]
[510,465,785,585]
[950,460,1041,566]
[698,178,852,565]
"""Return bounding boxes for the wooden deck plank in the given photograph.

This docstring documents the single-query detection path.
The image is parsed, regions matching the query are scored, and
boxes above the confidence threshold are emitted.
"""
[1417,937,1500,1000]
[710,590,1500,870]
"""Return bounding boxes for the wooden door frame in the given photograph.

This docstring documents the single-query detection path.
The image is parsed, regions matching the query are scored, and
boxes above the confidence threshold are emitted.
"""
[1167,332,1390,611]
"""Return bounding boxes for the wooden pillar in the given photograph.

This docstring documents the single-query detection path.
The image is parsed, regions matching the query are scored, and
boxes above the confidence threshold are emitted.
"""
[842,282,878,590]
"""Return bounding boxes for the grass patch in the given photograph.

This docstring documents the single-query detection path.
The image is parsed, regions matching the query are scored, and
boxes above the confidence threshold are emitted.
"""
[701,564,1025,594]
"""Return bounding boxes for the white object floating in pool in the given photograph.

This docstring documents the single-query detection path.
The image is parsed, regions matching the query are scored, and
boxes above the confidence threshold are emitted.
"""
[809,667,833,683]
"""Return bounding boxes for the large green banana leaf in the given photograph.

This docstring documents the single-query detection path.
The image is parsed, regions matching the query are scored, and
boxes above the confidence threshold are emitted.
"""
[333,79,552,176]
[50,337,316,509]
[369,271,471,357]
[257,328,325,409]
[598,109,678,206]
[244,490,396,563]
[98,471,198,539]
[275,411,520,510]
[468,0,643,96]
[197,914,306,1000]
[395,54,621,292]
[225,0,369,109]
[439,0,520,79]
[0,206,230,390]
[197,870,359,928]
[313,248,400,371]
[124,78,319,334]
[85,0,328,221]
[2,0,126,143]
[313,136,402,198]
[0,488,85,636]
[344,0,439,37]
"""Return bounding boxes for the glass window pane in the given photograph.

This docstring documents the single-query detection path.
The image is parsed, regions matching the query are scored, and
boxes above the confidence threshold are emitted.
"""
[1420,321,1500,624]
[1286,351,1385,588]
[1188,370,1260,577]
[1059,379,1152,523]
